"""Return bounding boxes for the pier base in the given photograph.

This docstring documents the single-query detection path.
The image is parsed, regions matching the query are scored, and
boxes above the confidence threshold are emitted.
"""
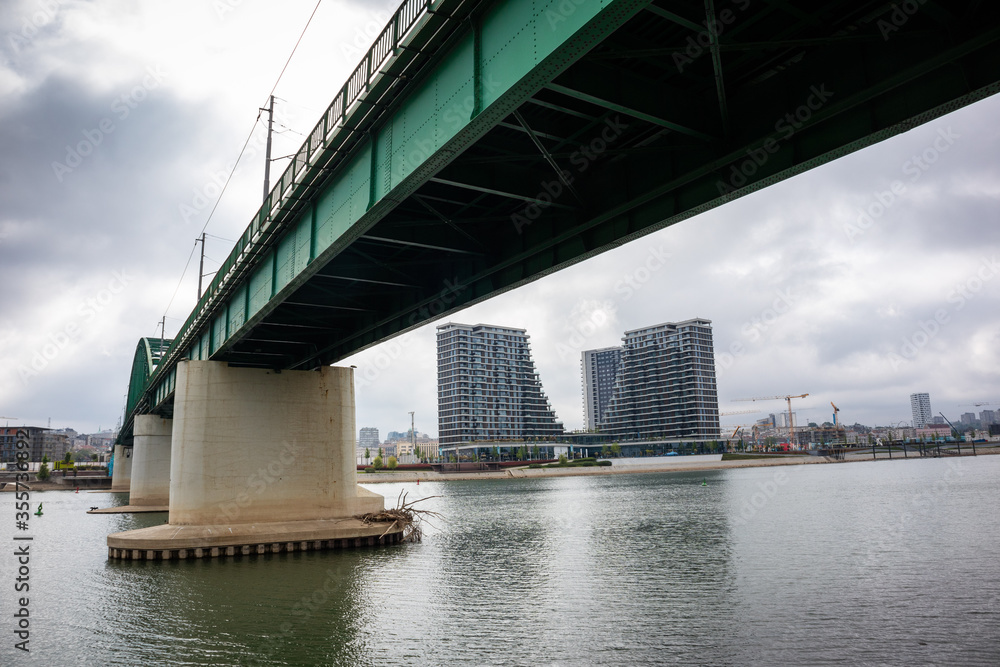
[107,361,388,559]
[107,517,404,560]
[129,415,172,506]
[110,444,133,493]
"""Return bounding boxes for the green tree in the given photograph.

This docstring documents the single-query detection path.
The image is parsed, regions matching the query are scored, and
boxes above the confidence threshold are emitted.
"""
[531,445,540,459]
[373,455,384,469]
[37,462,50,481]
[387,456,398,470]
[610,444,621,457]
[364,447,370,464]
[63,451,73,464]
[558,454,568,464]
[517,446,527,461]
[42,454,49,464]
[601,445,610,458]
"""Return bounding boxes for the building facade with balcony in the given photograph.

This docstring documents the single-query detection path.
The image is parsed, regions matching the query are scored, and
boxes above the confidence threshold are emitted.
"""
[581,346,621,431]
[598,318,719,441]
[437,323,563,447]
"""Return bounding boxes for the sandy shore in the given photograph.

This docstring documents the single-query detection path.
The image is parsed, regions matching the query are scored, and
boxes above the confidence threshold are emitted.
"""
[358,447,1000,483]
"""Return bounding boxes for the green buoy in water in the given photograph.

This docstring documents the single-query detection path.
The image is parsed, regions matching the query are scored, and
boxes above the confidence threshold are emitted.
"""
[34,503,43,516]
[701,479,707,486]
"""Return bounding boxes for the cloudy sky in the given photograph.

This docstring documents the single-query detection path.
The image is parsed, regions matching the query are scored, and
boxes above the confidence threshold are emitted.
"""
[1,0,998,438]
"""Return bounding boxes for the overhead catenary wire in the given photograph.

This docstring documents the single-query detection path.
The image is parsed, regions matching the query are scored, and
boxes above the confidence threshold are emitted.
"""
[158,0,324,329]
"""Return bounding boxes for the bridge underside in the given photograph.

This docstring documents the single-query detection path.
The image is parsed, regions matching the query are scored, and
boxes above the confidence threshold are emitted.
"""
[222,0,1000,368]
[125,0,1000,437]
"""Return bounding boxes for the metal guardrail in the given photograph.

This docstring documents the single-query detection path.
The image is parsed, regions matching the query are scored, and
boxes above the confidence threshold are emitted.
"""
[130,0,436,428]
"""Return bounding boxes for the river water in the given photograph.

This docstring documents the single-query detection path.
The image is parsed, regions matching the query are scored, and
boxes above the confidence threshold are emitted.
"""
[2,456,998,666]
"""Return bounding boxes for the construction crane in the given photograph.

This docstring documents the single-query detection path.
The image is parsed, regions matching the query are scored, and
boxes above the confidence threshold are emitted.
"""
[830,402,841,429]
[724,425,756,451]
[727,426,744,451]
[938,412,962,440]
[733,394,809,446]
[719,409,760,417]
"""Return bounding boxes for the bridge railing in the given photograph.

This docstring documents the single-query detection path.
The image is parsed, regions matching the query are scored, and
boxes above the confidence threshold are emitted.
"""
[134,0,437,422]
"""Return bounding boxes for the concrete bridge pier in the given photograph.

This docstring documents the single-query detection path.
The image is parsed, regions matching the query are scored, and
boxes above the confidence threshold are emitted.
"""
[108,361,395,559]
[129,415,172,506]
[110,443,133,492]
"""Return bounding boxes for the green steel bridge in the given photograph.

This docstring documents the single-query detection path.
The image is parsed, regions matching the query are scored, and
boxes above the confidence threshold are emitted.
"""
[120,0,1000,444]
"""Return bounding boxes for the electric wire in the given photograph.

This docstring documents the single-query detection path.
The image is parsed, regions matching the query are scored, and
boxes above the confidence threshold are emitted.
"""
[158,0,324,330]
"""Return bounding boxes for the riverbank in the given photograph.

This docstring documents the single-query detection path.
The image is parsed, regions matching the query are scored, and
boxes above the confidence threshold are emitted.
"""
[357,446,1000,483]
[6,446,997,491]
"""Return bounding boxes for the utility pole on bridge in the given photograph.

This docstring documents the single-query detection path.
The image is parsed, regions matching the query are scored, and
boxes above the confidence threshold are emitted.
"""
[196,233,205,299]
[261,95,275,202]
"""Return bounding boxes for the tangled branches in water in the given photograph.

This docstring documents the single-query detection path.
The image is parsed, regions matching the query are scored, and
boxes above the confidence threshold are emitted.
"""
[356,491,441,542]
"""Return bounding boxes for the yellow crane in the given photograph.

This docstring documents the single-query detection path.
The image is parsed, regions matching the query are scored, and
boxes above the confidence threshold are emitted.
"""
[719,409,760,417]
[831,402,841,429]
[733,394,809,446]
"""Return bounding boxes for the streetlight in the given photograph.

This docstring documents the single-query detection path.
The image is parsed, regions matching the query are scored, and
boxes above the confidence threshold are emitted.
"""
[408,411,415,462]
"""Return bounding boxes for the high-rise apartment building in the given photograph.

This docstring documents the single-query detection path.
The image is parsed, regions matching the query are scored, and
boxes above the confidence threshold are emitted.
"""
[980,409,997,426]
[437,323,563,447]
[910,392,932,428]
[598,318,719,441]
[357,427,380,450]
[581,346,622,430]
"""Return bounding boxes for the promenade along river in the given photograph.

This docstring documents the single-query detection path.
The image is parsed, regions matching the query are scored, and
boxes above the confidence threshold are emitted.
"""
[1,456,999,665]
